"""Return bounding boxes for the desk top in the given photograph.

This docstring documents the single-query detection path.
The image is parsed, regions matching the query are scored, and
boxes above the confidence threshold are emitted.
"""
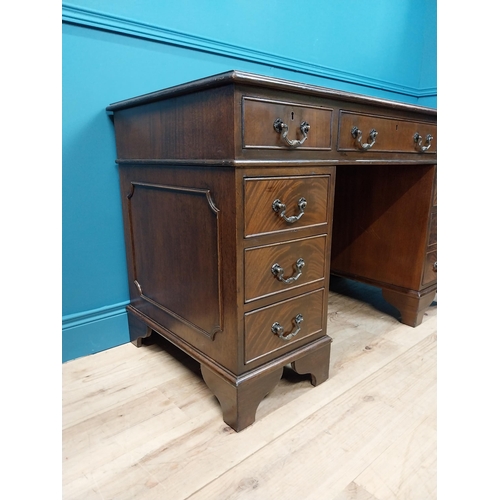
[106,70,436,116]
[107,70,436,164]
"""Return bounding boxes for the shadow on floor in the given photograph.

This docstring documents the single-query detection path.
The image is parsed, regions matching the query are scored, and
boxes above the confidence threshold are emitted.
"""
[329,275,438,322]
[142,331,203,379]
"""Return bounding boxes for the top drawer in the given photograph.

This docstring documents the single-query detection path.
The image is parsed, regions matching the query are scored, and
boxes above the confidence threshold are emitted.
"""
[242,97,333,151]
[337,111,437,154]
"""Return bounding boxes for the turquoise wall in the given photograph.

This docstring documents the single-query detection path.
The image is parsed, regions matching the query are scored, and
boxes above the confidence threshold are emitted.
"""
[62,0,437,362]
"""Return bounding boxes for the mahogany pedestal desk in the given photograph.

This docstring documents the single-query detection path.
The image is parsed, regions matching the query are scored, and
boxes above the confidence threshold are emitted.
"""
[106,71,437,431]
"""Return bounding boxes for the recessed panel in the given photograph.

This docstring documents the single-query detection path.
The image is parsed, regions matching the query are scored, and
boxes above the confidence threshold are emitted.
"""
[127,182,222,338]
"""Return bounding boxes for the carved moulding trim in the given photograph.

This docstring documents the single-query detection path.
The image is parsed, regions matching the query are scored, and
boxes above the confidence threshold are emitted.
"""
[127,181,223,340]
[62,3,436,100]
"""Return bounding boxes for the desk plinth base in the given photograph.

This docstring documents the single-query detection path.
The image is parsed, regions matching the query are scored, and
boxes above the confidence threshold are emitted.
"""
[126,306,331,432]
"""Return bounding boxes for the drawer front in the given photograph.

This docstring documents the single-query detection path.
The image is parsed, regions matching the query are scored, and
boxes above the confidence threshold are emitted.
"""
[242,97,333,150]
[244,289,324,364]
[422,250,437,285]
[244,175,330,238]
[428,212,437,247]
[244,235,327,303]
[338,111,437,154]
[432,171,437,207]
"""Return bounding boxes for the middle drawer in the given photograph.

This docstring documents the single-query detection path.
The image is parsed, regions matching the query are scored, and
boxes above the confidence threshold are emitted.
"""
[244,234,327,303]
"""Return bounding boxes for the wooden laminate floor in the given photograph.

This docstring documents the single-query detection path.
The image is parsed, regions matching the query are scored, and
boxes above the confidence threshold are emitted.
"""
[62,278,437,500]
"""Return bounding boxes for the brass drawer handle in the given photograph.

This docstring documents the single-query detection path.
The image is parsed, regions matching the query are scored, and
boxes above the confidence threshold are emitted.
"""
[271,258,305,284]
[272,197,307,223]
[271,314,303,341]
[351,126,378,150]
[273,118,310,148]
[414,133,433,152]
[433,261,437,272]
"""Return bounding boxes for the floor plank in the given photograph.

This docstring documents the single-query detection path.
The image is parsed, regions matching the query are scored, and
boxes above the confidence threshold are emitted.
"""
[354,409,437,499]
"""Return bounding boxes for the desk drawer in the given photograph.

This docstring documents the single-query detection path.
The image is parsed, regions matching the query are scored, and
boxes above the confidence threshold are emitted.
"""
[242,97,333,150]
[422,250,437,285]
[244,234,327,302]
[244,289,324,364]
[244,175,330,238]
[338,111,437,154]
[428,212,437,247]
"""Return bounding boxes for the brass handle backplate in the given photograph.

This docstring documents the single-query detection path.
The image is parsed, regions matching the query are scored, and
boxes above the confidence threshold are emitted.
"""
[271,258,305,284]
[414,133,433,152]
[272,197,307,223]
[274,118,310,148]
[271,314,303,341]
[351,126,378,150]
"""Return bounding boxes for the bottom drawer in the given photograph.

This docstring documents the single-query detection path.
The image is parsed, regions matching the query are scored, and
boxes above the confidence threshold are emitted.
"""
[244,289,324,364]
[422,250,437,285]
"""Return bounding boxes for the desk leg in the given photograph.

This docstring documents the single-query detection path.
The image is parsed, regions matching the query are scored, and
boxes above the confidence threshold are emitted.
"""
[201,365,283,432]
[127,308,152,347]
[291,340,331,386]
[382,287,436,327]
